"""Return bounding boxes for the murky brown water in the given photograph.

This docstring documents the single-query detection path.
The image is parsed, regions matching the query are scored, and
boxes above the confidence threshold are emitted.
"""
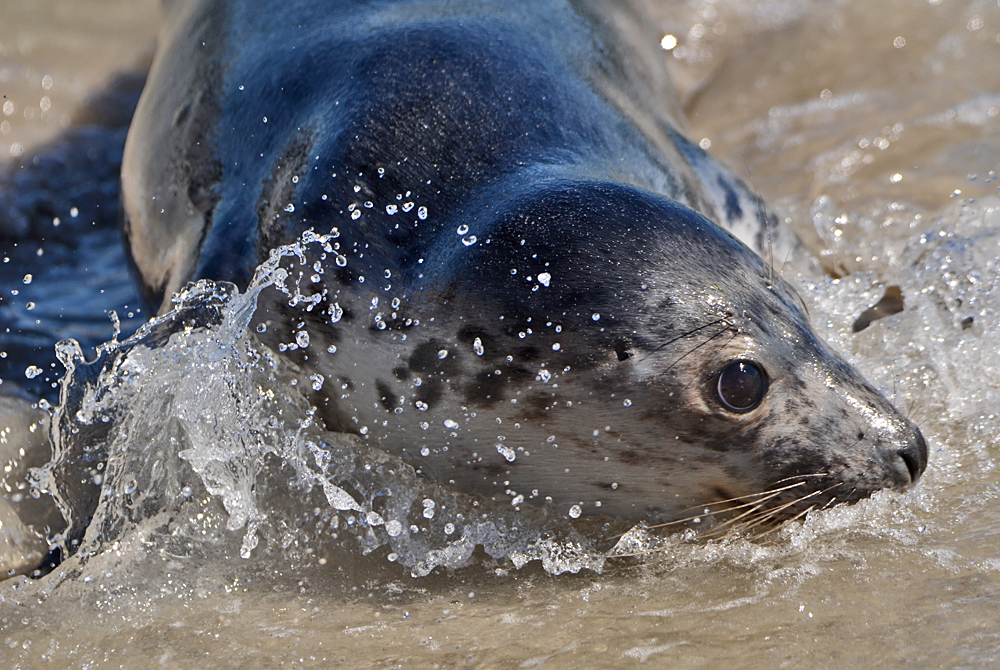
[3,0,1000,667]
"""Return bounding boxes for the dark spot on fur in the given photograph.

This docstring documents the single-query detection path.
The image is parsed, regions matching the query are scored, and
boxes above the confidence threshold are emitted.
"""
[464,369,506,406]
[408,339,461,375]
[717,174,743,221]
[613,339,631,361]
[392,366,410,380]
[415,378,444,410]
[515,345,541,362]
[376,379,395,411]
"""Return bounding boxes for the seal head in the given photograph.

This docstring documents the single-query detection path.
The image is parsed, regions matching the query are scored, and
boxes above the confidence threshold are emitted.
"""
[258,179,926,521]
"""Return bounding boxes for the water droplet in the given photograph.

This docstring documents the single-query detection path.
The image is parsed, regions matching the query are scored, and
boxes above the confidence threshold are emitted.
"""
[457,224,469,235]
[417,206,428,220]
[22,274,31,285]
[359,426,369,435]
[419,423,429,431]
[327,344,338,353]
[329,302,343,323]
[284,203,295,213]
[552,343,560,351]
[70,207,79,218]
[310,373,325,391]
[437,349,448,359]
[386,204,398,215]
[444,419,459,429]
[24,365,42,379]
[391,297,401,309]
[462,236,478,246]
[623,399,632,407]
[444,522,455,535]
[296,331,310,348]
[537,272,551,287]
[353,185,361,193]
[420,446,430,456]
[402,202,414,212]
[416,401,429,411]
[351,209,361,220]
[537,369,552,383]
[473,337,484,356]
[592,313,600,321]
[335,255,348,267]
[496,444,516,462]
[511,494,524,506]
[256,321,267,333]
[386,520,403,536]
[371,297,379,309]
[568,504,582,519]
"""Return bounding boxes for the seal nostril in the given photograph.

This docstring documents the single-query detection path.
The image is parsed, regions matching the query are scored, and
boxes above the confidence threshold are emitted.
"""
[896,429,928,483]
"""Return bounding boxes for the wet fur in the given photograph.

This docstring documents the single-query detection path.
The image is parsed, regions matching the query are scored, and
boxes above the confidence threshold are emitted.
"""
[122,0,927,522]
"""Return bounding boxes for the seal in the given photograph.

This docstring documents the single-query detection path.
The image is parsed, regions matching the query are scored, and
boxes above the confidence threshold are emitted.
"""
[120,0,927,522]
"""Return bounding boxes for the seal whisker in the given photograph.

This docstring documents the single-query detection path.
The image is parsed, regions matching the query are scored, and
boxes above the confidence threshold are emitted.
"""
[638,318,731,364]
[662,326,737,378]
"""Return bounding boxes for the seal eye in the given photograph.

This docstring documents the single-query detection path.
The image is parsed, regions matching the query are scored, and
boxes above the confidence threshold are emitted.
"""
[716,361,767,413]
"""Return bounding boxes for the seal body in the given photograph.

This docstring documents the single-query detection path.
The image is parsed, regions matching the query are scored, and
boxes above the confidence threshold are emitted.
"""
[121,0,927,521]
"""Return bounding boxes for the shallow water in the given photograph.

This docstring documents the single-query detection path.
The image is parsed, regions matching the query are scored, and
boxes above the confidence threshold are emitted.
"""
[2,0,1000,667]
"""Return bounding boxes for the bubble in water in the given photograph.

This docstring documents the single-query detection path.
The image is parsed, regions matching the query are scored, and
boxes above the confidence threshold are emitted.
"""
[623,399,631,407]
[437,349,448,359]
[386,204,398,215]
[496,444,516,462]
[420,446,430,456]
[568,505,582,519]
[462,236,478,246]
[444,419,459,429]
[22,273,31,285]
[537,369,552,383]
[386,519,403,537]
[335,255,348,267]
[552,343,560,351]
[25,302,35,310]
[537,272,551,287]
[417,206,428,220]
[256,323,267,333]
[473,337,484,356]
[511,494,524,506]
[416,401,429,411]
[284,203,295,213]
[24,365,42,379]
[591,313,600,321]
[444,522,455,535]
[295,330,310,348]
[310,373,324,390]
[366,511,384,526]
[327,344,337,354]
[351,209,362,220]
[402,202,414,212]
[457,224,469,235]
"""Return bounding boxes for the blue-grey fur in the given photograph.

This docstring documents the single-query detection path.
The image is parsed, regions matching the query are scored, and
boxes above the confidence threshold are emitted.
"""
[121,0,926,521]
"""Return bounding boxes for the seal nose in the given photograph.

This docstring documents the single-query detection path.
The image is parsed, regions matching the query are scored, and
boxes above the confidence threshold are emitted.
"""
[890,427,928,485]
